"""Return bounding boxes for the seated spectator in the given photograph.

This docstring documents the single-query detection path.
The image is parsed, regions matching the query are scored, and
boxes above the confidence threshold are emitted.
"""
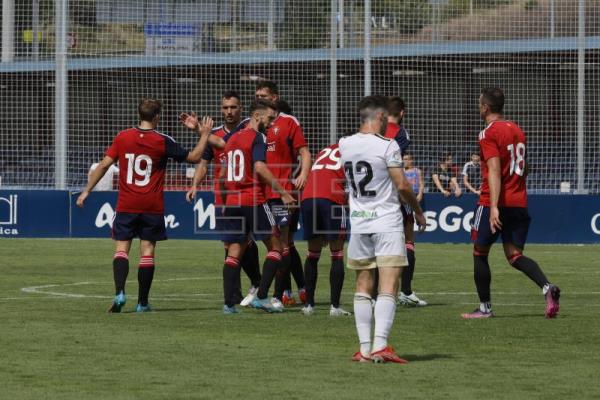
[89,162,119,191]
[462,153,481,195]
[403,152,424,202]
[431,152,461,197]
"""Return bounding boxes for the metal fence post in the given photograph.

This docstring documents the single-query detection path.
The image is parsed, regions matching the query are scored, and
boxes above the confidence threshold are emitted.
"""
[576,0,586,194]
[55,0,68,189]
[364,0,371,96]
[330,0,338,144]
[1,0,15,62]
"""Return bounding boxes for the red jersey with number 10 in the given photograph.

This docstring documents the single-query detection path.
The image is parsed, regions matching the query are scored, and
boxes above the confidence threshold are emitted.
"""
[223,127,268,206]
[106,127,189,214]
[478,120,527,208]
[265,112,307,199]
[301,144,346,205]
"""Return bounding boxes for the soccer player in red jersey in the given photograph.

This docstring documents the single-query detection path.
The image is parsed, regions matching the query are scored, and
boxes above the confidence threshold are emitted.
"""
[77,98,216,313]
[463,87,561,319]
[300,143,351,316]
[255,81,311,306]
[219,99,295,314]
[383,97,427,307]
[185,91,261,304]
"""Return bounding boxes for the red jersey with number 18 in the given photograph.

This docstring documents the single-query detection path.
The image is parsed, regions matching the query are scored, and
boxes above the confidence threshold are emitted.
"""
[478,120,527,208]
[223,127,268,206]
[301,144,346,205]
[106,127,189,214]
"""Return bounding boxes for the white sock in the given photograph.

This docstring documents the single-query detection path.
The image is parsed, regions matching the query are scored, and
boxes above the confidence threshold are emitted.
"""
[373,293,396,352]
[479,302,492,313]
[353,293,373,357]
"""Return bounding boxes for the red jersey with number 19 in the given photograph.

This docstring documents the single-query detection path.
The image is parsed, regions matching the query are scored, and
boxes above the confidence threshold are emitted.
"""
[301,144,345,205]
[478,120,527,208]
[223,127,268,206]
[106,127,189,214]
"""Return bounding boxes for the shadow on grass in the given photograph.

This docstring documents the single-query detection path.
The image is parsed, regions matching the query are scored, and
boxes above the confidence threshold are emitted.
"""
[402,353,454,362]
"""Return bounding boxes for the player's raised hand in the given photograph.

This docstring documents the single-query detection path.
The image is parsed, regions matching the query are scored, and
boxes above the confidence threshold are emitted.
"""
[76,190,89,208]
[198,116,214,135]
[179,112,199,131]
[415,212,427,233]
[185,187,196,203]
[489,206,502,234]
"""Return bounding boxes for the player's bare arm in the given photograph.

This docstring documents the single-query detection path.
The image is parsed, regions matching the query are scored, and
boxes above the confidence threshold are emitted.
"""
[294,146,312,190]
[186,115,214,162]
[255,161,295,206]
[388,167,426,232]
[185,159,209,203]
[487,156,502,233]
[208,135,226,150]
[76,155,116,207]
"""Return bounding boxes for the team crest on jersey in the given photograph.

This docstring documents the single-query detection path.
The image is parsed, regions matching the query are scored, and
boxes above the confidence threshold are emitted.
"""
[273,127,280,135]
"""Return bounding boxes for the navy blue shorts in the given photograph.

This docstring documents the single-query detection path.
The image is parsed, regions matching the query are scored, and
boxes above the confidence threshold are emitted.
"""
[220,204,274,244]
[267,198,297,229]
[112,212,167,242]
[471,206,530,248]
[301,198,347,241]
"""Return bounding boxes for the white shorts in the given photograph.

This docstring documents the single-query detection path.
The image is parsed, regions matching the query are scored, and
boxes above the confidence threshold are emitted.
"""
[347,231,408,270]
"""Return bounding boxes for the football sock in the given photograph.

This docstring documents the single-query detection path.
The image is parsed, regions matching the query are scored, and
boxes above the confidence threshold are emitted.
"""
[223,256,240,307]
[354,293,373,357]
[241,241,261,288]
[258,251,282,299]
[137,256,155,306]
[330,251,345,308]
[274,247,290,300]
[373,293,396,352]
[473,252,491,303]
[289,245,306,290]
[113,251,129,295]
[304,250,321,306]
[509,254,549,289]
[401,243,416,295]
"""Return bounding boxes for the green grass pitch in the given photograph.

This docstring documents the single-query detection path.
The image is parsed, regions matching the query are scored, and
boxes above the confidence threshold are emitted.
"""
[1,239,599,399]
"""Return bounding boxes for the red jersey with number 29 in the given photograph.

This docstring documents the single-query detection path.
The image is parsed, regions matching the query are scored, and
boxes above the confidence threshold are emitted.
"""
[478,120,527,208]
[106,127,189,214]
[301,144,345,205]
[223,127,268,206]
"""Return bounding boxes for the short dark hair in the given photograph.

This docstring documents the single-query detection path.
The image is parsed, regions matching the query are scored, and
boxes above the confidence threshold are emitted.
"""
[138,98,162,122]
[249,98,278,114]
[388,96,406,117]
[255,80,279,95]
[403,152,413,158]
[480,87,504,113]
[358,95,389,123]
[440,151,452,162]
[276,99,292,114]
[222,90,241,102]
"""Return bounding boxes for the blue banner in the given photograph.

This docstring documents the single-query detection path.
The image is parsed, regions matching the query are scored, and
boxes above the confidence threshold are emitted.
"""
[1,190,599,243]
[0,190,70,237]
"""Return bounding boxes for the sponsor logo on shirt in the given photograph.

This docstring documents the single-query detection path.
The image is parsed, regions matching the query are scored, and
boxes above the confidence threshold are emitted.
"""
[351,210,378,219]
[267,141,276,152]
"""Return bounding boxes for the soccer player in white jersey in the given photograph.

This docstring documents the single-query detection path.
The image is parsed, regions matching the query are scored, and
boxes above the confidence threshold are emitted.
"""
[339,96,426,364]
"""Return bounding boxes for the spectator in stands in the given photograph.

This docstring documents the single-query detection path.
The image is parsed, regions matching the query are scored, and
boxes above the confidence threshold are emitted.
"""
[462,152,482,195]
[403,152,424,203]
[431,152,461,197]
[88,162,119,191]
